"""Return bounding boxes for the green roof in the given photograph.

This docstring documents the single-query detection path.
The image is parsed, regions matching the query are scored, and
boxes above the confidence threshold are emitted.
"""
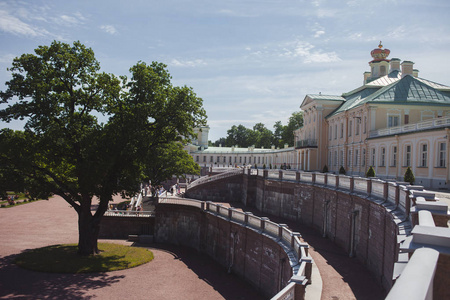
[326,74,450,118]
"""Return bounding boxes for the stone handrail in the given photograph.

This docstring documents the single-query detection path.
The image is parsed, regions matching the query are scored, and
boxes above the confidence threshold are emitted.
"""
[187,168,244,189]
[104,210,154,217]
[157,197,313,299]
[369,116,450,138]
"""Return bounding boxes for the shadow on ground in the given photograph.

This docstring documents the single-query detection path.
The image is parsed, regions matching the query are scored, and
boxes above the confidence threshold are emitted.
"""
[0,253,125,299]
[228,202,386,300]
[138,243,265,300]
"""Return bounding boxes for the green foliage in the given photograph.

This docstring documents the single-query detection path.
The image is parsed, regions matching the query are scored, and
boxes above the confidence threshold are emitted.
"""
[269,163,272,169]
[404,167,415,184]
[0,41,206,255]
[213,111,303,148]
[366,166,376,178]
[263,164,266,169]
[322,165,328,173]
[339,166,346,175]
[14,243,153,273]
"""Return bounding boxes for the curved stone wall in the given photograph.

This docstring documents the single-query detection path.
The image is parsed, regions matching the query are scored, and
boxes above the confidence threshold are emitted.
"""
[186,171,408,290]
[154,204,297,298]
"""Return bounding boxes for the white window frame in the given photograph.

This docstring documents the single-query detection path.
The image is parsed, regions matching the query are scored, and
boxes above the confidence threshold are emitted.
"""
[380,147,386,167]
[438,142,446,167]
[405,145,411,167]
[420,143,428,167]
[391,146,397,167]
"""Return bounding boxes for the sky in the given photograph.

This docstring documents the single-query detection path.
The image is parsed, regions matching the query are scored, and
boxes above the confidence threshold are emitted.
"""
[1,0,450,142]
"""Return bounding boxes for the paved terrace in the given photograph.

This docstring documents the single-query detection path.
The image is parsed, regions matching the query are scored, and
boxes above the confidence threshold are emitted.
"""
[0,195,263,300]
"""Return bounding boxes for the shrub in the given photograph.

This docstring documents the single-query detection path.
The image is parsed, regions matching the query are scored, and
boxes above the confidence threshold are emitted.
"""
[269,163,272,169]
[322,165,328,173]
[263,164,266,169]
[366,166,375,178]
[404,167,415,184]
[339,166,346,175]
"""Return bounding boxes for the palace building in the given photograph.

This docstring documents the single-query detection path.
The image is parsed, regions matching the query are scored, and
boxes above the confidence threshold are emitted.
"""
[188,43,450,188]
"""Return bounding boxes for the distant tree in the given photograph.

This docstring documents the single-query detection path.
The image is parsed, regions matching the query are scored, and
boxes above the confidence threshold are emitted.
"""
[0,41,206,255]
[213,137,226,147]
[253,123,273,148]
[226,124,250,147]
[282,111,303,146]
[404,167,415,184]
[273,121,284,148]
[366,166,376,178]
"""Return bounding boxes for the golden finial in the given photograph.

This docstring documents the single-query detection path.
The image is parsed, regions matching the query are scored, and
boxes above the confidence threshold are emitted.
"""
[378,41,383,48]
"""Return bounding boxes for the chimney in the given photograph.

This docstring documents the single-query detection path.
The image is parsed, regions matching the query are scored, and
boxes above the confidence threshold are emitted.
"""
[364,71,371,84]
[413,69,419,78]
[401,61,414,78]
[389,58,401,73]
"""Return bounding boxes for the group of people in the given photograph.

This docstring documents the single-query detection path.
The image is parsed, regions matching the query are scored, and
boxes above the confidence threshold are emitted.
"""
[7,195,18,205]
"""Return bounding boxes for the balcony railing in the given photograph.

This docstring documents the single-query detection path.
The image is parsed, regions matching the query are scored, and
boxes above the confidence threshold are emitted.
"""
[369,116,450,138]
[295,139,317,148]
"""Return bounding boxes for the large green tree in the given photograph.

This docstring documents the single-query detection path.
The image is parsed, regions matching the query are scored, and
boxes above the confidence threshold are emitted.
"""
[0,41,206,255]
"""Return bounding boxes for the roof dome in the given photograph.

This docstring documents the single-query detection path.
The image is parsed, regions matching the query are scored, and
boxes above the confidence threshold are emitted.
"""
[370,41,390,62]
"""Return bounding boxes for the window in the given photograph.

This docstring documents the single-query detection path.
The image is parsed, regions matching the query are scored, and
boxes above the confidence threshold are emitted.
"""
[380,147,385,167]
[405,145,411,167]
[340,123,344,138]
[348,150,351,166]
[355,118,360,135]
[439,142,446,167]
[229,157,232,163]
[196,156,199,162]
[362,149,366,166]
[334,125,337,140]
[371,148,376,166]
[258,157,261,164]
[217,156,220,162]
[348,120,353,137]
[329,151,332,166]
[392,146,397,167]
[239,157,242,163]
[420,144,428,167]
[203,156,206,162]
[355,149,359,166]
[363,116,367,134]
[388,115,399,127]
[223,156,226,163]
[334,151,338,166]
[329,125,332,140]
[210,156,213,162]
[340,150,344,167]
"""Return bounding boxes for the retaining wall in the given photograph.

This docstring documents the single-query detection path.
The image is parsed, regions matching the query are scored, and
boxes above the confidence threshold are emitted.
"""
[186,171,407,290]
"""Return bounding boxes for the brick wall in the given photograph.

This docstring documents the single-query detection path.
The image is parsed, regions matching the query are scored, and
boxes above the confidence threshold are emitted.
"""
[154,204,293,298]
[164,172,405,291]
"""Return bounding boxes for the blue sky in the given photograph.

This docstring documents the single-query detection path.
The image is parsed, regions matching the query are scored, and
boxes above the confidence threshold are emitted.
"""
[1,0,450,142]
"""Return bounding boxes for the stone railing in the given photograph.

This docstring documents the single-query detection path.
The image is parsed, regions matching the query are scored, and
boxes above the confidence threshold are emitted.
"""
[386,204,450,300]
[369,116,450,138]
[187,168,244,189]
[104,210,154,217]
[158,197,313,299]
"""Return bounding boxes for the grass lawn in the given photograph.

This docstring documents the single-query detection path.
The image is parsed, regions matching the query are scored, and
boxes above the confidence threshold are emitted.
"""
[14,243,154,273]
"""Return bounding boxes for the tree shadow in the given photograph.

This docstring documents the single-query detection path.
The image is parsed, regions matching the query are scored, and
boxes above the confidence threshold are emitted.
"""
[0,253,125,299]
[139,243,265,300]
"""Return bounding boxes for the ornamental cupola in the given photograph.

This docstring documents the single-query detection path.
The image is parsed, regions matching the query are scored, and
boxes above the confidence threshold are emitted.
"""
[366,41,391,82]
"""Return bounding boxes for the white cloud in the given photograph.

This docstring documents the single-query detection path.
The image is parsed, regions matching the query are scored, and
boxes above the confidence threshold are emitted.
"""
[0,9,49,37]
[170,58,207,68]
[100,25,118,35]
[280,41,341,63]
[314,30,325,38]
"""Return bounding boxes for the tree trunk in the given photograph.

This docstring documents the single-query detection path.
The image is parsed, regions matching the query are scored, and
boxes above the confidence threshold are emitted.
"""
[77,208,101,256]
